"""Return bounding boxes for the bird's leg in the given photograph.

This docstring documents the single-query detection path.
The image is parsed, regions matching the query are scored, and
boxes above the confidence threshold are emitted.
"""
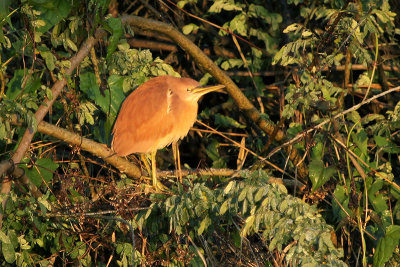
[172,142,182,183]
[141,154,152,179]
[151,151,168,191]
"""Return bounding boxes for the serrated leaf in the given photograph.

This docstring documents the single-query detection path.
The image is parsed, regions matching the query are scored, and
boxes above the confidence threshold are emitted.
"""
[228,13,247,36]
[347,110,361,124]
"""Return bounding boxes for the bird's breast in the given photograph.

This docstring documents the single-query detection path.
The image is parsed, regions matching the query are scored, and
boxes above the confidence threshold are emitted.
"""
[155,96,198,149]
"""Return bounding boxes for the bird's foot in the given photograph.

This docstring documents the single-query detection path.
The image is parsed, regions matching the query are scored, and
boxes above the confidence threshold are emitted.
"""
[153,180,169,192]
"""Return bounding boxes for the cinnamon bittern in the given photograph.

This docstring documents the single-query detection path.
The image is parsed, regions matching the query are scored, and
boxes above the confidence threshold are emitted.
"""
[111,75,225,190]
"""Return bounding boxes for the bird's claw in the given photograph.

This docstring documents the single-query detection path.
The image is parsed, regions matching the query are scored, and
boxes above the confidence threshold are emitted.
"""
[154,181,169,192]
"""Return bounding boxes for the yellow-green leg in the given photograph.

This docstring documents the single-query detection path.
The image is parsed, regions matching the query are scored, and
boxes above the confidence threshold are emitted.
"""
[151,151,168,191]
[172,142,182,183]
[141,154,152,178]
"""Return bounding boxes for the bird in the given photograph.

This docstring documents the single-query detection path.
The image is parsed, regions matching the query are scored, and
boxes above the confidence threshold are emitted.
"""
[112,75,225,190]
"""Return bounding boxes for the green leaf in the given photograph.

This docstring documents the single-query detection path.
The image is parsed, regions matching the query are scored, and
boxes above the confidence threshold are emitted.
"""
[309,159,335,192]
[224,181,235,194]
[353,129,368,156]
[65,38,77,51]
[106,17,123,59]
[231,230,241,248]
[0,0,11,20]
[368,179,388,214]
[241,215,255,236]
[80,72,126,125]
[0,122,7,140]
[373,225,400,267]
[220,59,244,70]
[332,185,351,221]
[198,216,210,235]
[0,230,16,263]
[302,30,312,37]
[347,111,361,124]
[6,70,41,99]
[33,0,72,33]
[177,1,188,8]
[205,139,220,162]
[374,135,400,153]
[219,200,229,215]
[0,0,12,44]
[228,13,247,36]
[208,0,243,13]
[283,23,300,33]
[39,49,56,71]
[25,158,59,187]
[107,74,127,119]
[214,114,246,128]
[182,23,199,35]
[254,188,265,202]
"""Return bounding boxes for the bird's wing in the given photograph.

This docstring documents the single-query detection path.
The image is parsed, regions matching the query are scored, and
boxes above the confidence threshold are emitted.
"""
[112,77,175,155]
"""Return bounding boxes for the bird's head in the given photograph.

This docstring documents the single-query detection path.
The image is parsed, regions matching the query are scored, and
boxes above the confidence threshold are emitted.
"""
[174,77,225,102]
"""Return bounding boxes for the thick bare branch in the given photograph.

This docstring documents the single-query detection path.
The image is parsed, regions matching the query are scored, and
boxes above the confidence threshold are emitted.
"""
[37,121,142,178]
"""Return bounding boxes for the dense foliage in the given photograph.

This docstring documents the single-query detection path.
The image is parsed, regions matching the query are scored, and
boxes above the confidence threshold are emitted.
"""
[0,0,399,266]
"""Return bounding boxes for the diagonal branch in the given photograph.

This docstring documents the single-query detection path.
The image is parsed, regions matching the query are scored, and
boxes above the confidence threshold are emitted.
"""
[36,121,141,178]
[0,29,106,225]
[268,85,400,158]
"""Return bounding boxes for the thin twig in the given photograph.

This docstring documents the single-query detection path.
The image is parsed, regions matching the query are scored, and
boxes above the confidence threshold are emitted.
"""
[268,85,400,158]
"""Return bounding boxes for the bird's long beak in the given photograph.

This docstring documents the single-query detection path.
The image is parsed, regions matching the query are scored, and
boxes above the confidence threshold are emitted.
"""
[191,84,225,96]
